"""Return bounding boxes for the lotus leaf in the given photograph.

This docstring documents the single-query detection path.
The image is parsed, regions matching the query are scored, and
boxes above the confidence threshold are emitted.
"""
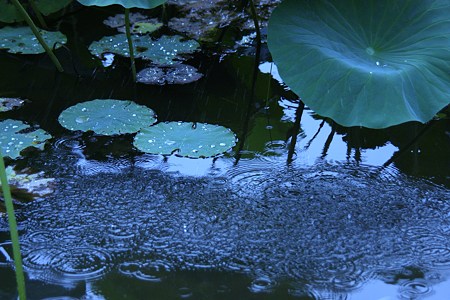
[267,0,450,128]
[133,122,236,158]
[0,26,66,54]
[0,0,72,23]
[1,167,54,197]
[137,64,203,85]
[0,119,52,159]
[77,0,166,9]
[89,34,199,65]
[58,99,157,135]
[103,13,162,34]
[0,98,26,112]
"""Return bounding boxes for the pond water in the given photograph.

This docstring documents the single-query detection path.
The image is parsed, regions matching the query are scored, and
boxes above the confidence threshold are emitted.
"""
[1,2,450,300]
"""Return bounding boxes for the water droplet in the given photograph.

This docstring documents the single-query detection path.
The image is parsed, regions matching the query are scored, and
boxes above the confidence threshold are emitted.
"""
[366,47,375,55]
[76,116,89,124]
[219,143,226,146]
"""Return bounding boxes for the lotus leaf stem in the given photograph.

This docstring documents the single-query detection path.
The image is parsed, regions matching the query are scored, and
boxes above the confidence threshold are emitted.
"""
[28,0,48,29]
[125,8,137,82]
[11,0,64,72]
[0,154,27,300]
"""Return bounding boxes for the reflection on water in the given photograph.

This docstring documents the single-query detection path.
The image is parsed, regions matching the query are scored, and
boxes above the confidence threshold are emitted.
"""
[1,143,449,298]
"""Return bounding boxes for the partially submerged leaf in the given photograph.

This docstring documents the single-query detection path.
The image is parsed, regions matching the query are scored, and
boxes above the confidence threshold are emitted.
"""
[89,34,199,65]
[58,99,157,135]
[2,167,54,197]
[133,121,236,158]
[0,26,67,54]
[0,119,52,159]
[267,0,450,128]
[77,0,166,9]
[0,98,26,112]
[103,13,162,34]
[137,64,203,85]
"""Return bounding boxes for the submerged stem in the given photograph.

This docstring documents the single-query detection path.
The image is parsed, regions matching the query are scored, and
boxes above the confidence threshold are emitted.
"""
[11,0,63,72]
[125,8,137,82]
[0,155,27,300]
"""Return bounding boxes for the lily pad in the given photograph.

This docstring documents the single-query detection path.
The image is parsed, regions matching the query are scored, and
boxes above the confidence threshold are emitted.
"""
[103,13,162,34]
[137,64,203,85]
[77,0,166,9]
[0,26,67,54]
[267,0,450,128]
[2,167,54,197]
[58,99,157,135]
[133,122,236,158]
[0,0,72,23]
[0,119,52,159]
[89,34,199,65]
[0,98,26,112]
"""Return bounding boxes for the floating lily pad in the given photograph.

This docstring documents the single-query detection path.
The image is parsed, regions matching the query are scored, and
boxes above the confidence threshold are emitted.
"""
[0,98,26,112]
[133,122,236,158]
[137,64,203,85]
[103,13,162,34]
[0,0,72,23]
[58,99,157,135]
[2,167,54,197]
[0,119,52,159]
[77,0,166,9]
[268,0,450,128]
[0,26,67,54]
[89,34,199,65]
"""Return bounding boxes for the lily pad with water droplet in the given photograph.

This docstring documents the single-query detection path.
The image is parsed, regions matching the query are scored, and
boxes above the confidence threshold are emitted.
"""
[58,99,157,135]
[0,119,52,159]
[0,98,26,112]
[133,122,237,158]
[89,34,200,65]
[268,0,450,128]
[0,26,67,54]
[137,64,203,85]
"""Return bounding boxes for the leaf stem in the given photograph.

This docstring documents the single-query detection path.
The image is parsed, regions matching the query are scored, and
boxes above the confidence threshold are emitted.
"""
[27,0,48,29]
[125,8,137,82]
[0,155,27,300]
[10,0,64,72]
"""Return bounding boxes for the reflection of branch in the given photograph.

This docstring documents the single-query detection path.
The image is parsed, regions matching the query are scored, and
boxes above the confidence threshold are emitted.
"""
[321,122,336,159]
[304,119,326,150]
[382,122,436,168]
[287,101,305,164]
[234,0,262,165]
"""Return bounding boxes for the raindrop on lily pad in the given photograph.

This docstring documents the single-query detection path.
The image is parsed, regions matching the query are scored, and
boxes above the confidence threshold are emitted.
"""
[89,34,200,65]
[0,119,52,159]
[0,97,26,112]
[133,122,237,158]
[0,26,67,54]
[137,64,203,85]
[58,99,157,135]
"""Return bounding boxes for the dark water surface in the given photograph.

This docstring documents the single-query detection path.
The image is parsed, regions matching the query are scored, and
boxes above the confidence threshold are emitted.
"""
[1,2,450,299]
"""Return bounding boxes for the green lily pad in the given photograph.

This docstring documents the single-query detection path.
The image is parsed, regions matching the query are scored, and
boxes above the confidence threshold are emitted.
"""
[137,64,203,85]
[0,0,72,23]
[58,99,157,135]
[0,98,26,112]
[103,13,162,34]
[77,0,166,9]
[267,0,450,128]
[0,119,52,159]
[0,26,67,54]
[133,122,237,158]
[89,34,199,65]
[2,166,54,197]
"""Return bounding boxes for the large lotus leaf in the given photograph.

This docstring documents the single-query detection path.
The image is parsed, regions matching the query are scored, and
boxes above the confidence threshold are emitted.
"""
[77,0,166,9]
[58,99,157,135]
[267,0,450,128]
[0,0,72,23]
[133,122,236,158]
[89,34,199,65]
[0,119,52,159]
[0,26,66,54]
